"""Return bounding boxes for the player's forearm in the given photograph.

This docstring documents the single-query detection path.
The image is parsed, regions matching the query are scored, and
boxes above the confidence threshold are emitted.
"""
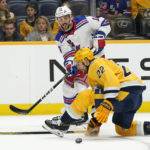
[98,25,111,38]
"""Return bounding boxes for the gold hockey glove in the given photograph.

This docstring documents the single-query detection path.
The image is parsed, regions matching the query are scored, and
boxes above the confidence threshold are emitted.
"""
[85,117,101,136]
[94,100,113,124]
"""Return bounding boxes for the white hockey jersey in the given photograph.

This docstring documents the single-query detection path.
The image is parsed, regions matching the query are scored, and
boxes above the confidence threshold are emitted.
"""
[55,15,111,67]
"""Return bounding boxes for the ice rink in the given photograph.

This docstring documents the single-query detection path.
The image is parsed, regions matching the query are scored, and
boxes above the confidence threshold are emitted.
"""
[0,113,150,150]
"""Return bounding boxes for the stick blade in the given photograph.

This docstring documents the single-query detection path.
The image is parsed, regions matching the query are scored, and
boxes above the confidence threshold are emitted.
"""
[9,105,29,115]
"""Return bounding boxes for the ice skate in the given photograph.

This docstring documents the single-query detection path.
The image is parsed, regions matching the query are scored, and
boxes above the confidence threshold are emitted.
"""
[42,118,70,137]
[71,112,89,126]
[51,112,89,126]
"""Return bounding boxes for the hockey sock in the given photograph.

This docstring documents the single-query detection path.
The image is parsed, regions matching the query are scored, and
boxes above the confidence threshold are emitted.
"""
[116,121,150,136]
[143,121,150,135]
[61,111,77,124]
[136,121,150,135]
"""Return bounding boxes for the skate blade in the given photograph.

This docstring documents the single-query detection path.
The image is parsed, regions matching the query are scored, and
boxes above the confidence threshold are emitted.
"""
[42,124,64,138]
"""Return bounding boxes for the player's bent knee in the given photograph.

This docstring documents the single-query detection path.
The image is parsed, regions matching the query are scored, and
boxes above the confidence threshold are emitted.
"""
[71,89,95,115]
[115,121,137,136]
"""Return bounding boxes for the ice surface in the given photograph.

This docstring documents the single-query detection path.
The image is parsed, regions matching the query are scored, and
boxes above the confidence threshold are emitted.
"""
[0,113,150,150]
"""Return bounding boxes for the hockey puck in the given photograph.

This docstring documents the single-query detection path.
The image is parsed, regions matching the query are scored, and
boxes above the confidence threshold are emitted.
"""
[75,138,82,144]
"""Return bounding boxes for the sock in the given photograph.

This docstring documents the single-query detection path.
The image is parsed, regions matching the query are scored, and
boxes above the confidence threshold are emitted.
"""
[144,121,150,135]
[61,111,77,124]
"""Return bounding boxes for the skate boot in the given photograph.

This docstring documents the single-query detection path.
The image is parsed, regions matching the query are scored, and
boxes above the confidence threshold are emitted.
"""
[51,115,61,121]
[71,112,89,126]
[51,112,88,126]
[42,118,70,137]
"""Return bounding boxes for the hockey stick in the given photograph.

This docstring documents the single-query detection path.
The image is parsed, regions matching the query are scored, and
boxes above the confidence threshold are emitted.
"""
[0,130,85,135]
[9,73,70,115]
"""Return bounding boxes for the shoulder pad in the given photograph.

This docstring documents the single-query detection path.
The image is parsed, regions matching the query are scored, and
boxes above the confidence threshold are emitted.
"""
[73,15,87,24]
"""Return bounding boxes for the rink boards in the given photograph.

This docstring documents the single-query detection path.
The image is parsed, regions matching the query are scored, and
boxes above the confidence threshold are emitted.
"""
[0,40,149,115]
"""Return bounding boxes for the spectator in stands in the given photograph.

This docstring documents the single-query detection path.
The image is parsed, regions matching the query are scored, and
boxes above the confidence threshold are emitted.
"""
[0,20,24,41]
[0,0,15,28]
[109,0,131,18]
[26,16,54,41]
[131,0,150,34]
[19,3,37,40]
[97,0,117,18]
[97,0,131,18]
[131,0,150,19]
[52,1,73,36]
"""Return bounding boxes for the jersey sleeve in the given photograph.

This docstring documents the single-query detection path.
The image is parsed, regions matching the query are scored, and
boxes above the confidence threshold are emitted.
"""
[86,16,111,38]
[131,0,138,19]
[56,40,76,67]
[88,59,120,100]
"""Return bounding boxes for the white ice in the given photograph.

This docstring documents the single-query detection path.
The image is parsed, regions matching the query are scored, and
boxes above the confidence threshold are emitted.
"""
[0,113,150,150]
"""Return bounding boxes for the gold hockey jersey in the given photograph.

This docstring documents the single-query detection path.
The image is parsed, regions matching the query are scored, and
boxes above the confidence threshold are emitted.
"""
[87,58,145,100]
[20,20,34,39]
[70,58,145,118]
[131,0,150,19]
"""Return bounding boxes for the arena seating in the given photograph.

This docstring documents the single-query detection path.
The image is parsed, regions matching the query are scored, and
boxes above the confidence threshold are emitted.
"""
[69,0,90,16]
[16,16,27,31]
[7,0,28,2]
[139,17,150,38]
[7,1,28,17]
[108,17,145,39]
[6,0,150,39]
[38,1,60,17]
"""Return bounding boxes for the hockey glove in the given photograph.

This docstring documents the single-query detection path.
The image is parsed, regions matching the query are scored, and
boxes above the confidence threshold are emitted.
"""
[92,33,105,56]
[94,100,113,124]
[85,117,101,136]
[65,61,78,76]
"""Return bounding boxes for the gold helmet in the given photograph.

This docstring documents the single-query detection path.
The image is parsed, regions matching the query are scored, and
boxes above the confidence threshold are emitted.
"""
[74,48,94,63]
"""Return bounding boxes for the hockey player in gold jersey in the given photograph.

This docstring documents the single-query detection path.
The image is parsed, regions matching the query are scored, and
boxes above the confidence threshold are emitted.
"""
[43,48,150,137]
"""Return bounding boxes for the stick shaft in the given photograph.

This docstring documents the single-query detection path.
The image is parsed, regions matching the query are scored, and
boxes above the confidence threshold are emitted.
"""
[0,130,85,135]
[9,73,70,114]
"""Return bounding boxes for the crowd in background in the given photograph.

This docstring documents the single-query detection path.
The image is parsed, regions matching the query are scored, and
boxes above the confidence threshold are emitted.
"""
[96,0,150,39]
[0,0,150,41]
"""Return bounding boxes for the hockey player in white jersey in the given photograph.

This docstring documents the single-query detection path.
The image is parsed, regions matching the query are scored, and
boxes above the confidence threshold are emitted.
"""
[43,5,111,129]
